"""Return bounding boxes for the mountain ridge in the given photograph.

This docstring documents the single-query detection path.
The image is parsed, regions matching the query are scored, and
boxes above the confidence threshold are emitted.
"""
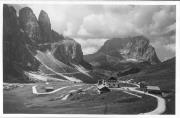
[84,35,160,71]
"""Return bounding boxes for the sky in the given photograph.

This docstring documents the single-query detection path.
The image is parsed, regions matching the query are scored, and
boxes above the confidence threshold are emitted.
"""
[12,4,176,61]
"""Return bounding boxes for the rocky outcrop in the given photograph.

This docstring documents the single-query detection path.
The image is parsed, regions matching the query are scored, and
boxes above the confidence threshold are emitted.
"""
[3,5,40,82]
[3,5,92,82]
[86,36,160,65]
[84,36,160,72]
[38,10,52,42]
[19,7,42,44]
[126,36,160,64]
[53,38,92,69]
[53,39,83,64]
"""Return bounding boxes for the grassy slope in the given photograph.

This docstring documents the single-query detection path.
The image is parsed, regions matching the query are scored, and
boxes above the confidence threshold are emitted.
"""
[4,82,156,114]
[121,58,175,90]
[119,57,175,114]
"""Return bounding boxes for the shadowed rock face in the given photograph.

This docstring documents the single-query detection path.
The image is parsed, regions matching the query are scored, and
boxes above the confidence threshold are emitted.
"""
[3,5,40,82]
[19,7,42,44]
[52,39,92,69]
[53,39,83,64]
[126,36,160,64]
[38,10,52,42]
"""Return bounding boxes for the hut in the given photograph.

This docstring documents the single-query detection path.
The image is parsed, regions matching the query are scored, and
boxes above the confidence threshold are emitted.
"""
[97,80,110,94]
[45,86,54,92]
[97,84,110,94]
[147,86,161,94]
[106,77,119,88]
[139,81,147,91]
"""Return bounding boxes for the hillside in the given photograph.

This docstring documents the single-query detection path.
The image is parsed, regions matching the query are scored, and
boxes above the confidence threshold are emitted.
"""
[120,57,175,91]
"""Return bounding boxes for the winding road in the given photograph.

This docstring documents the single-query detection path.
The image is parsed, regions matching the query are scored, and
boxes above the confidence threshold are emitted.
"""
[31,82,166,114]
[32,84,83,95]
[111,86,166,114]
[128,87,166,114]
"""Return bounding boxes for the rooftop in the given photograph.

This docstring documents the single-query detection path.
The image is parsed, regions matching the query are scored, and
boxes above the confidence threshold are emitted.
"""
[147,86,160,90]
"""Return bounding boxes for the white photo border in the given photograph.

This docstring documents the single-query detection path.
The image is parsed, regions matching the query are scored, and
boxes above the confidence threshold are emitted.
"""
[0,0,179,118]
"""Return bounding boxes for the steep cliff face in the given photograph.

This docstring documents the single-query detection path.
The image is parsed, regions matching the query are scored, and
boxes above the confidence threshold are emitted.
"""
[3,5,40,82]
[53,39,83,64]
[126,36,160,64]
[38,10,52,43]
[19,7,42,44]
[52,39,92,69]
[4,5,19,82]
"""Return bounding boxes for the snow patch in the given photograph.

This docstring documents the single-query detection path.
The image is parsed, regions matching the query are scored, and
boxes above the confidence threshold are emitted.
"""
[72,64,92,78]
[126,58,138,62]
[24,71,65,82]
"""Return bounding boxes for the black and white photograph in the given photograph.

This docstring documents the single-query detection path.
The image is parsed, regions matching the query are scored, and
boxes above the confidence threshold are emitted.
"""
[2,1,178,116]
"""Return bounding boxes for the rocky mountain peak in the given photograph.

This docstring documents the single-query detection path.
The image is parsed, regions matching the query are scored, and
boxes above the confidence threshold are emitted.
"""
[19,7,41,43]
[85,35,160,67]
[3,5,40,82]
[38,10,51,25]
[127,36,149,50]
[126,36,160,64]
[38,10,52,42]
[3,5,19,39]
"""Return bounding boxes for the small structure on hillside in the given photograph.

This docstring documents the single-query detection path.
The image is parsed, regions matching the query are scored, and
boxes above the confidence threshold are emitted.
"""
[139,81,147,91]
[106,77,119,88]
[45,86,54,92]
[146,86,161,94]
[97,85,110,94]
[138,81,161,94]
[97,80,110,94]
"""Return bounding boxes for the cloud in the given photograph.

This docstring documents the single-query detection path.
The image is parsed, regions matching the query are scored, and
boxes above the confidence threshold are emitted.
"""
[150,6,175,36]
[11,4,176,60]
[151,40,175,61]
[78,13,138,39]
[164,44,176,52]
[74,38,108,55]
[82,47,98,55]
[77,26,92,37]
[132,6,160,29]
[63,22,75,36]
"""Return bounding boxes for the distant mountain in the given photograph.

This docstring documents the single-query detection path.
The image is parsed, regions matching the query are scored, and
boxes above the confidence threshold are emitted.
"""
[84,36,160,71]
[3,5,91,83]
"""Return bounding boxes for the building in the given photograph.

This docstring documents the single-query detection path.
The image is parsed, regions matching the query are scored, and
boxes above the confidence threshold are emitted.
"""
[146,86,161,94]
[45,87,54,92]
[97,84,110,94]
[97,80,110,94]
[106,77,120,88]
[139,81,147,92]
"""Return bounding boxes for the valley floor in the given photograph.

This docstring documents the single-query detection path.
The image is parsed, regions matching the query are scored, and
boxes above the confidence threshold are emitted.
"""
[3,81,167,114]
